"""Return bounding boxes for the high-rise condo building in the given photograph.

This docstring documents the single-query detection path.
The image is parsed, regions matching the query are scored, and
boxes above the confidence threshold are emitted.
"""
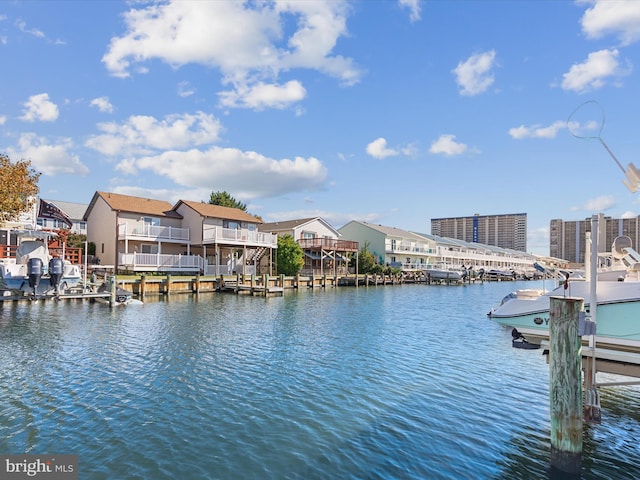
[431,213,527,252]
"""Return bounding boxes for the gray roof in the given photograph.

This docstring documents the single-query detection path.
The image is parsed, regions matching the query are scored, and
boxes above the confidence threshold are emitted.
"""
[43,199,89,221]
[259,217,318,231]
[351,221,431,243]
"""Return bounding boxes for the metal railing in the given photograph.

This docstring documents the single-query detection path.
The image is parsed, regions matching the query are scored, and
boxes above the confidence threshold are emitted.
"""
[298,238,359,252]
[119,253,203,271]
[202,226,277,247]
[118,222,190,241]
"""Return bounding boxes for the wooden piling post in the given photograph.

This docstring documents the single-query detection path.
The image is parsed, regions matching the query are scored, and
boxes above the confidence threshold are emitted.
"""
[165,274,171,295]
[140,273,146,298]
[109,274,116,308]
[549,296,583,475]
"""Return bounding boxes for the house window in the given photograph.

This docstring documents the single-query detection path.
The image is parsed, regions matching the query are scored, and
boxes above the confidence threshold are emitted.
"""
[302,231,316,239]
[223,220,240,229]
[37,218,46,227]
[142,216,160,226]
[141,244,159,254]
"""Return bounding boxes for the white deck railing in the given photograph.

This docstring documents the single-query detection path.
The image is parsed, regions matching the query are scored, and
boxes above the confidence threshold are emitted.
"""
[202,226,277,247]
[118,222,190,242]
[119,253,203,271]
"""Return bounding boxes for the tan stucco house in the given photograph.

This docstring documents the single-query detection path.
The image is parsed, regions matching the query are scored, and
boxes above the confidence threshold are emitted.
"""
[84,191,277,275]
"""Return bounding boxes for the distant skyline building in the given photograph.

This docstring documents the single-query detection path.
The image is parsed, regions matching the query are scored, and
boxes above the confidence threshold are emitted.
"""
[550,213,640,264]
[430,213,527,252]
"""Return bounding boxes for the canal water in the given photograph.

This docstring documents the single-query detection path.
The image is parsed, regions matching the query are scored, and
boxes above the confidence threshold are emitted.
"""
[1,282,640,479]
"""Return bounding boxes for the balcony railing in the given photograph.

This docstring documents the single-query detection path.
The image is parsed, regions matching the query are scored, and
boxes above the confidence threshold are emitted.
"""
[118,222,190,242]
[119,253,203,272]
[298,238,359,252]
[202,226,277,247]
[386,242,435,254]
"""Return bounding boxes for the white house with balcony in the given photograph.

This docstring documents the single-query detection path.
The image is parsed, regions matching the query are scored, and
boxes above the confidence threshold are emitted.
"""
[338,221,438,269]
[84,191,198,273]
[173,200,277,275]
[338,220,538,273]
[84,191,278,275]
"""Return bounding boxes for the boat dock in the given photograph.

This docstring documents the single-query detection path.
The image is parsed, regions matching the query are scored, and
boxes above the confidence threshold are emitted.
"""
[0,267,534,305]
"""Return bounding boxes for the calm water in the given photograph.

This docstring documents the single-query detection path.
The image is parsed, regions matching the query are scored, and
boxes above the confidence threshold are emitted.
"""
[1,282,640,479]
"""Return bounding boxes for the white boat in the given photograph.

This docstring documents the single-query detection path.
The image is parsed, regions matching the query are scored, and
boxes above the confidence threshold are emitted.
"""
[422,263,464,282]
[0,230,82,297]
[488,235,640,351]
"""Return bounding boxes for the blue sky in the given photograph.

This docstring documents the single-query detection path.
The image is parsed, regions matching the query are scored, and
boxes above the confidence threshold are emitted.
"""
[2,0,640,255]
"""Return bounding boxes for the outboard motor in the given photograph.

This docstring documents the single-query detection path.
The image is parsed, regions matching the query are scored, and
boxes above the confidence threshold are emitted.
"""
[49,257,64,291]
[28,257,43,292]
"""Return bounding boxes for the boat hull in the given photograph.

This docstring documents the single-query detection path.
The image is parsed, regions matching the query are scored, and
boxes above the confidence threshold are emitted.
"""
[0,263,82,296]
[489,281,640,349]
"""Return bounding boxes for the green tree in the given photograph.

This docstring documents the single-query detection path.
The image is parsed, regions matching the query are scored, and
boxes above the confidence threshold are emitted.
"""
[357,241,377,274]
[208,191,247,211]
[276,234,304,276]
[0,153,40,226]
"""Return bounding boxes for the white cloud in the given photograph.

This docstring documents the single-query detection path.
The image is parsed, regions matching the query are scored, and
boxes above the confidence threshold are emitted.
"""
[398,0,422,22]
[90,96,114,113]
[509,120,566,139]
[571,195,616,212]
[621,210,636,218]
[15,19,44,38]
[219,80,307,110]
[8,133,89,176]
[580,0,640,46]
[101,0,362,110]
[365,137,417,159]
[366,138,398,159]
[0,115,6,125]
[561,49,630,93]
[177,81,195,98]
[125,147,328,200]
[527,226,549,256]
[20,93,59,122]
[429,134,468,156]
[452,50,497,96]
[85,111,223,156]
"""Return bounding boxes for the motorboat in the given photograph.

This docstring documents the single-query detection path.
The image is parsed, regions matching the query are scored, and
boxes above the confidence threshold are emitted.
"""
[0,230,82,297]
[422,263,464,283]
[488,235,640,351]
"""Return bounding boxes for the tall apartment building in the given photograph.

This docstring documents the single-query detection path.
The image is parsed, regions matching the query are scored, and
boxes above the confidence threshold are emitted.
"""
[430,213,527,252]
[550,213,640,263]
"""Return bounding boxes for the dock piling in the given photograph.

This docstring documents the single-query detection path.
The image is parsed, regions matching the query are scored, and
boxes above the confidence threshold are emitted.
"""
[549,296,583,475]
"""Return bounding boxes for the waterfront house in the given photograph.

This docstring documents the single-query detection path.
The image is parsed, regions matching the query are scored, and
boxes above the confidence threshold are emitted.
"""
[173,200,276,275]
[84,191,278,275]
[259,217,358,275]
[338,220,538,273]
[338,221,438,269]
[38,199,88,235]
[84,191,194,273]
[417,233,538,272]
